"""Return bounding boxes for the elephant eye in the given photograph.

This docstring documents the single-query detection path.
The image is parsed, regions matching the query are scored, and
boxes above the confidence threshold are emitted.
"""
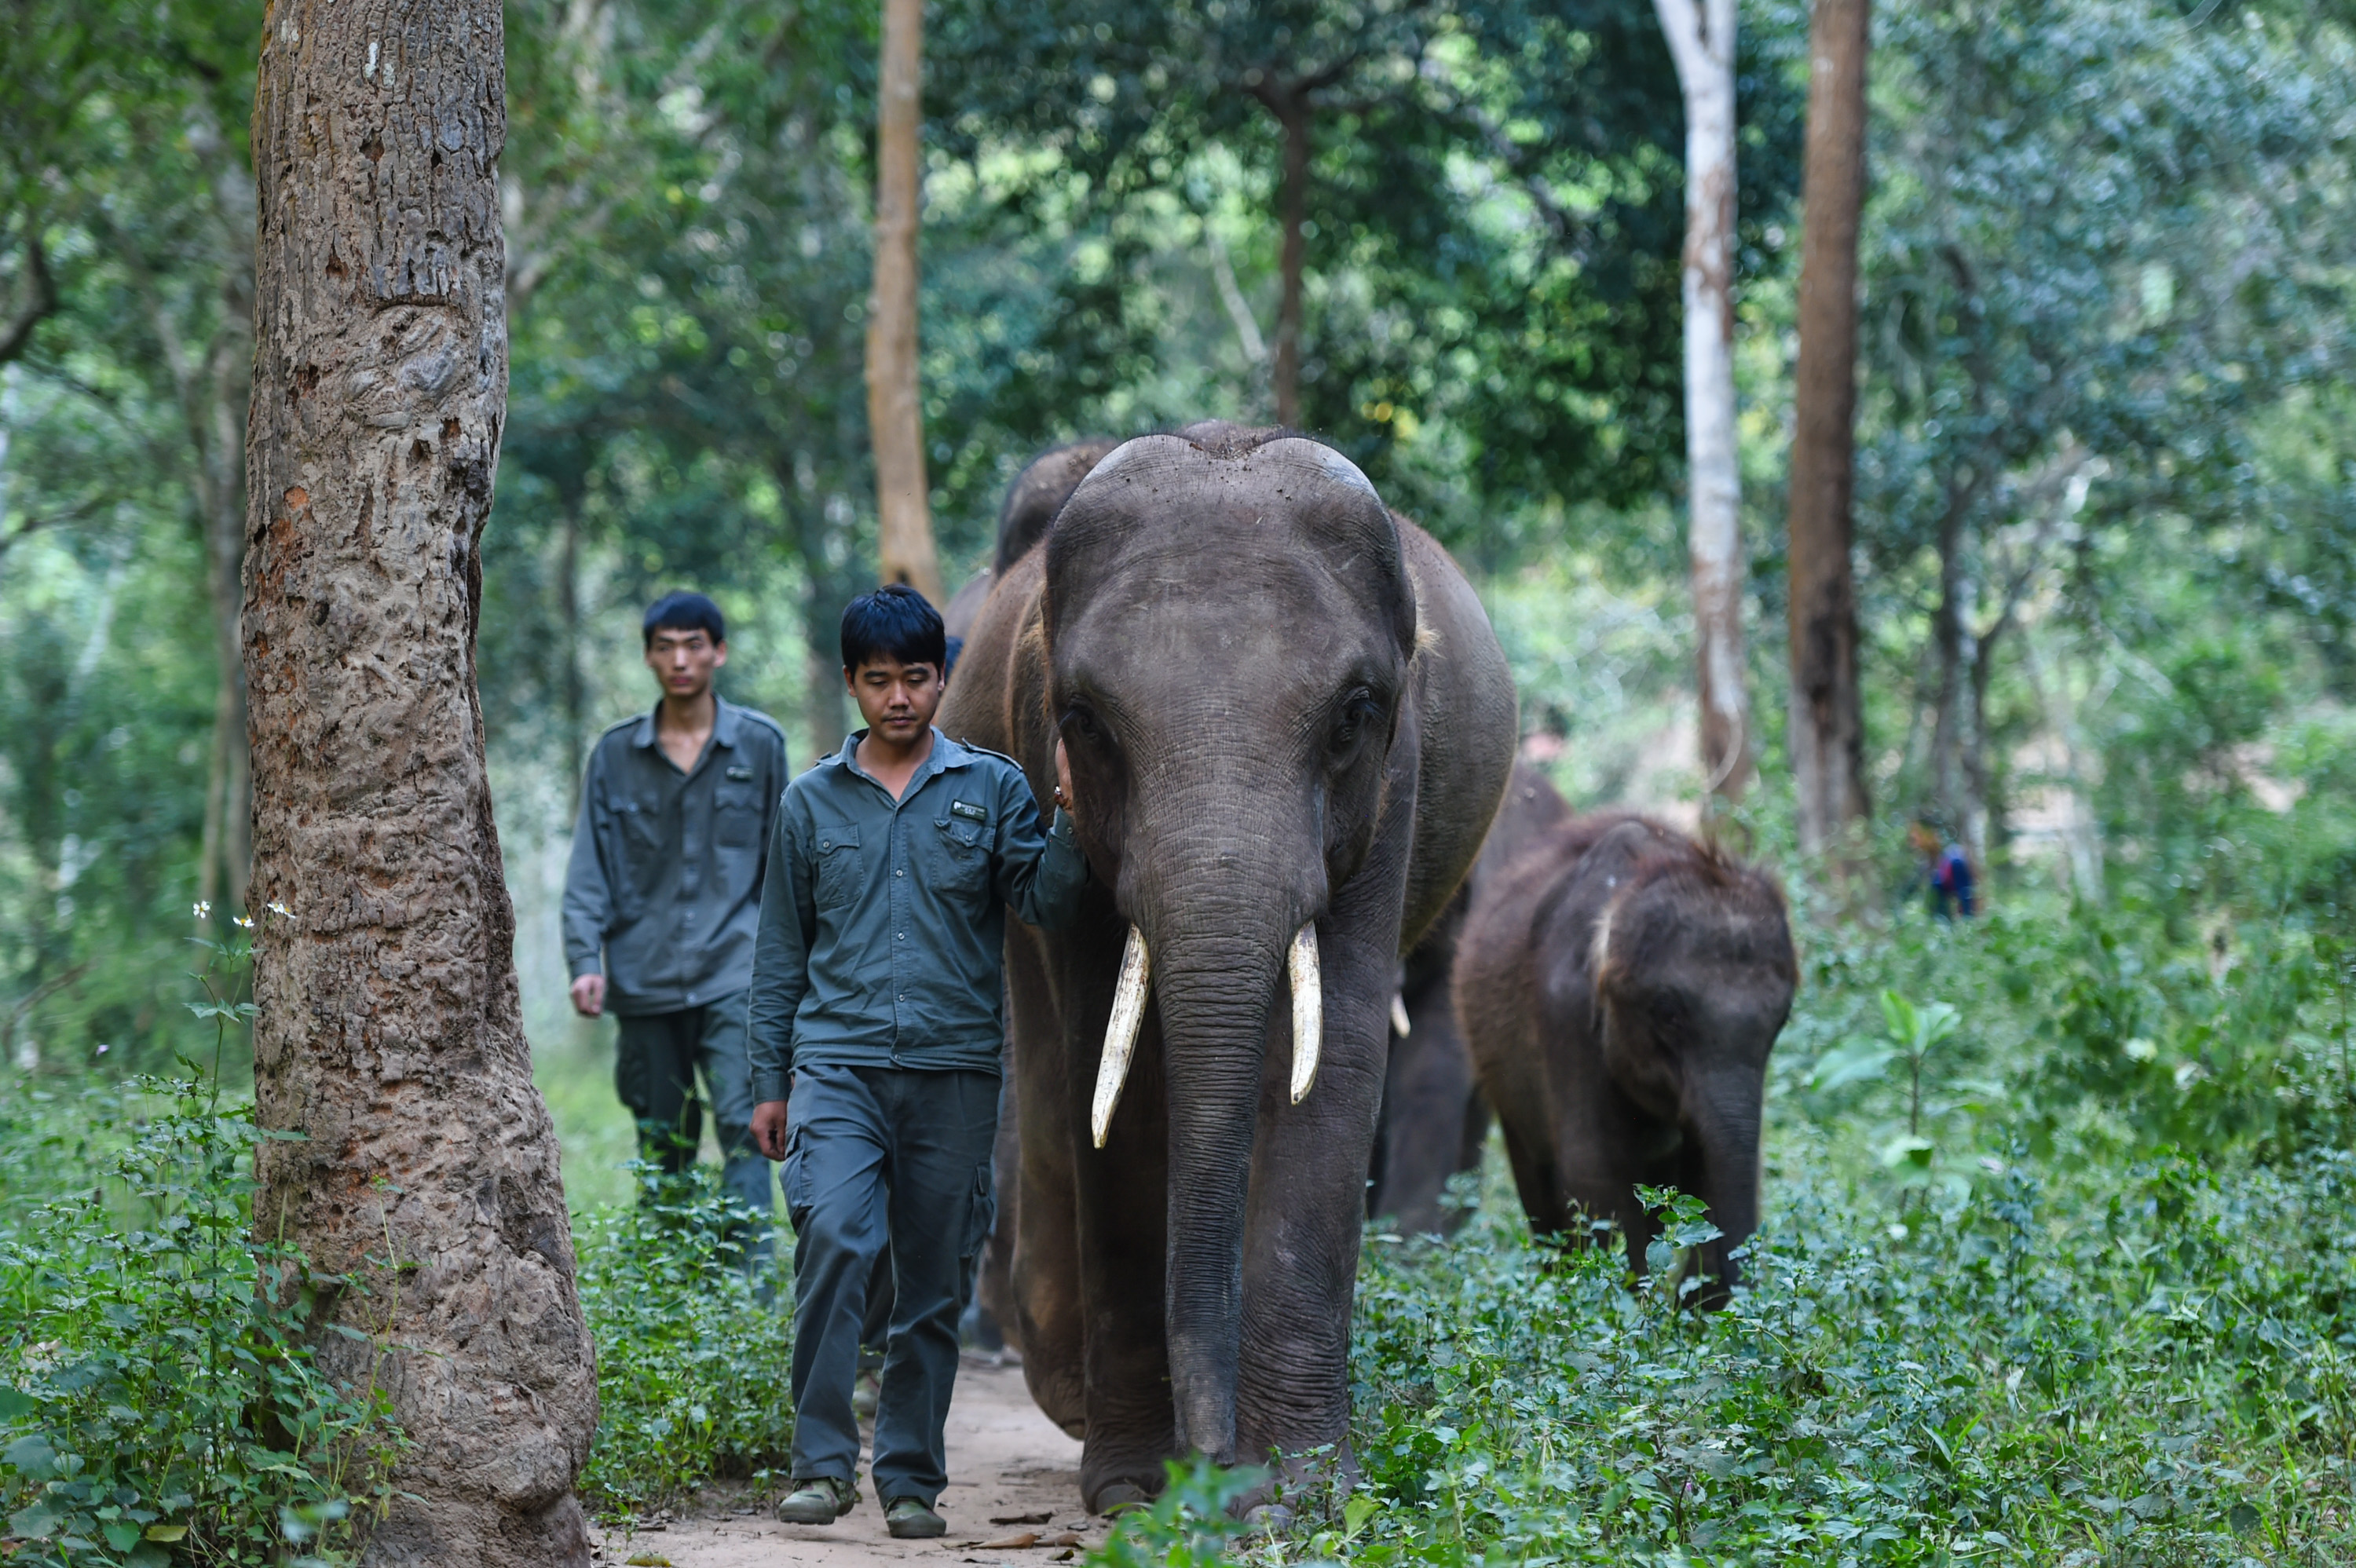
[1063,705,1103,743]
[1329,690,1382,755]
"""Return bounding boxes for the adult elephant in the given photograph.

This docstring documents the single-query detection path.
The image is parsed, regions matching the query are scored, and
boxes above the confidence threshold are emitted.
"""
[941,422,1516,1510]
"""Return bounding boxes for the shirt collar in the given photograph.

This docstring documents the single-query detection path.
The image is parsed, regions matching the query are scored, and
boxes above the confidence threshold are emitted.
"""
[835,727,973,789]
[631,698,738,750]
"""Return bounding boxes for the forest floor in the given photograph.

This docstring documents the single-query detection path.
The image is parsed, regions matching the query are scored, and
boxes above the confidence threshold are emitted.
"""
[591,1358,1107,1568]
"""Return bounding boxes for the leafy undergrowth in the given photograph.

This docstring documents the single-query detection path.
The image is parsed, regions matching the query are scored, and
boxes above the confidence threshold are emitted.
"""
[0,1077,401,1567]
[1329,1145,2356,1566]
[572,1170,796,1516]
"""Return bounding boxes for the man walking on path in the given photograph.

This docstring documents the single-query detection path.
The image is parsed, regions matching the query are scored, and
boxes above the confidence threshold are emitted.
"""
[749,585,1085,1540]
[565,591,791,1241]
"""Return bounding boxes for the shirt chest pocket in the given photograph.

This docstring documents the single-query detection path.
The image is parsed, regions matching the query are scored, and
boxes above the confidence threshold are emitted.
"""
[925,815,989,897]
[813,824,863,908]
[616,796,666,880]
[715,786,760,848]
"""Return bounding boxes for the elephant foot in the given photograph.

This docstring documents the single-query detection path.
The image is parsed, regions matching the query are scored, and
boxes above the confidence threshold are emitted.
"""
[1242,1503,1294,1538]
[1089,1480,1152,1518]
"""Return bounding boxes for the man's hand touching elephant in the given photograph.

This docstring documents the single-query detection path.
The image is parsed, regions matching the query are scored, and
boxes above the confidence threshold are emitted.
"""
[1053,737,1076,817]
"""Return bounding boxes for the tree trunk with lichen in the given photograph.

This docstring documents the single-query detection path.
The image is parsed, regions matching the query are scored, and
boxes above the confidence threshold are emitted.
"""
[243,4,596,1563]
[1655,0,1753,804]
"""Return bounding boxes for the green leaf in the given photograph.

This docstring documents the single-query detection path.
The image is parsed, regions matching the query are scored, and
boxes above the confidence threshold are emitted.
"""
[1878,1134,1937,1171]
[1810,1037,1897,1094]
[1879,989,1918,1044]
[4,1432,59,1478]
[9,1501,61,1540]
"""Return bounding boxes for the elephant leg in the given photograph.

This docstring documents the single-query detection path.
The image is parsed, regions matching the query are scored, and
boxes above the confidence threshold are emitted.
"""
[1235,905,1401,1470]
[1049,908,1178,1511]
[1007,924,1084,1433]
[1374,966,1481,1235]
[1495,1103,1567,1240]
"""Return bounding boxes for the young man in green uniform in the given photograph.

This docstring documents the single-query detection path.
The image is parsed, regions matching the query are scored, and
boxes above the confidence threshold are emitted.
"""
[563,591,790,1237]
[748,585,1085,1538]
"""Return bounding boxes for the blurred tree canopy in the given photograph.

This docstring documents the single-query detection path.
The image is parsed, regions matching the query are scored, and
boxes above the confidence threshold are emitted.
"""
[2,0,2354,1072]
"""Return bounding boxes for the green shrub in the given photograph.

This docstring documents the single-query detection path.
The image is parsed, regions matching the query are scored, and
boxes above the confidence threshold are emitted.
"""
[572,1170,796,1514]
[0,1077,400,1567]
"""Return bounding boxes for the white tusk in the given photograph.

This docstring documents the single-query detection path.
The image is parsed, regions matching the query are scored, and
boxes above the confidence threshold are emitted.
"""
[1390,992,1411,1038]
[1289,923,1323,1105]
[1091,925,1151,1149]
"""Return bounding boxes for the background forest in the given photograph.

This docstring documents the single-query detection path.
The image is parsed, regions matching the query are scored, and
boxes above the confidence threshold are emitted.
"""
[9,0,2356,1563]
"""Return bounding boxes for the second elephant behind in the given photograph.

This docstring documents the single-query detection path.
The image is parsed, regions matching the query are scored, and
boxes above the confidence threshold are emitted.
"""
[1454,813,1795,1293]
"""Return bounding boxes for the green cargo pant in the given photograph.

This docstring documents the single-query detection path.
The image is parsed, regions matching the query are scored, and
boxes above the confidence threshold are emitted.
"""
[615,995,775,1232]
[782,1062,998,1506]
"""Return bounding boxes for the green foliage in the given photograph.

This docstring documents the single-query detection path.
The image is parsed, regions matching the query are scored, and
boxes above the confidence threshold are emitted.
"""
[1088,1457,1265,1568]
[0,1080,399,1566]
[1327,1139,2356,1565]
[571,1169,796,1515]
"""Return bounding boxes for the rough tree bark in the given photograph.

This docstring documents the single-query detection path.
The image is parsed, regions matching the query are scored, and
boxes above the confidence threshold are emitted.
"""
[867,0,943,605]
[1654,0,1754,803]
[244,5,597,1563]
[1783,0,1871,864]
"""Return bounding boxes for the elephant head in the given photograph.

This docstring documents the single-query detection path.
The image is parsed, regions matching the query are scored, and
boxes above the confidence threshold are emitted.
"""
[1585,822,1795,1292]
[1041,426,1417,1460]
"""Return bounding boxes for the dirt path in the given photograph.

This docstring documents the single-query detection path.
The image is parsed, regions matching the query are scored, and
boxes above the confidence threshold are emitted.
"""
[592,1359,1103,1568]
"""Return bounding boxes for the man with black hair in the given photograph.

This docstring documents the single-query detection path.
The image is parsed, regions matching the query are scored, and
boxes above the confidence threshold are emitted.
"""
[748,583,1086,1539]
[564,590,790,1241]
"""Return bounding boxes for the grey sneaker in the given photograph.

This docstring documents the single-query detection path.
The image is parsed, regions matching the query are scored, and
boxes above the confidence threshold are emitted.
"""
[777,1476,853,1524]
[884,1497,946,1539]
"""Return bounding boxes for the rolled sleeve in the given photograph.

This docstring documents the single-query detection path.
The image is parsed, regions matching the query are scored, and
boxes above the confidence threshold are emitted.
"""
[993,768,1089,931]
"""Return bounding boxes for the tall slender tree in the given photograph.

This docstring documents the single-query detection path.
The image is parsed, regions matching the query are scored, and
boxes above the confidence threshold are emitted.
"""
[243,3,596,1561]
[869,0,944,604]
[1653,0,1754,802]
[1784,0,1871,864]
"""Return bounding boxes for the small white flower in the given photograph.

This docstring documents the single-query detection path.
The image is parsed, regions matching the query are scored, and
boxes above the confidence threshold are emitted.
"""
[94,1043,110,1056]
[234,916,254,929]
[193,901,213,920]
[268,901,292,919]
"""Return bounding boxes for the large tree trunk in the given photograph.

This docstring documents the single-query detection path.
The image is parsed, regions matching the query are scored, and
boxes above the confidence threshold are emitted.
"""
[244,5,596,1563]
[1654,0,1754,803]
[1784,0,1870,867]
[867,0,942,605]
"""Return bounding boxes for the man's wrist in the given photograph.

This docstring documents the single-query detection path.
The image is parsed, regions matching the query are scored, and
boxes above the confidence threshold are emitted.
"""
[568,960,602,981]
[1048,806,1076,842]
[752,1068,791,1104]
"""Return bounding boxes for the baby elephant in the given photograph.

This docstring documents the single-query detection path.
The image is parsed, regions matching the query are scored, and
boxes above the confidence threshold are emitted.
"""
[1454,814,1794,1296]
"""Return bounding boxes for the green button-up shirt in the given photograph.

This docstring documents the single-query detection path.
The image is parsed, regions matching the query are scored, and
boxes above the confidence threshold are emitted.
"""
[562,697,791,1015]
[747,728,1087,1102]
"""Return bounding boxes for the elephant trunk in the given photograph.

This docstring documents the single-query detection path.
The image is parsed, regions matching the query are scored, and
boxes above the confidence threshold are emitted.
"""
[1150,927,1292,1461]
[1688,1066,1765,1294]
